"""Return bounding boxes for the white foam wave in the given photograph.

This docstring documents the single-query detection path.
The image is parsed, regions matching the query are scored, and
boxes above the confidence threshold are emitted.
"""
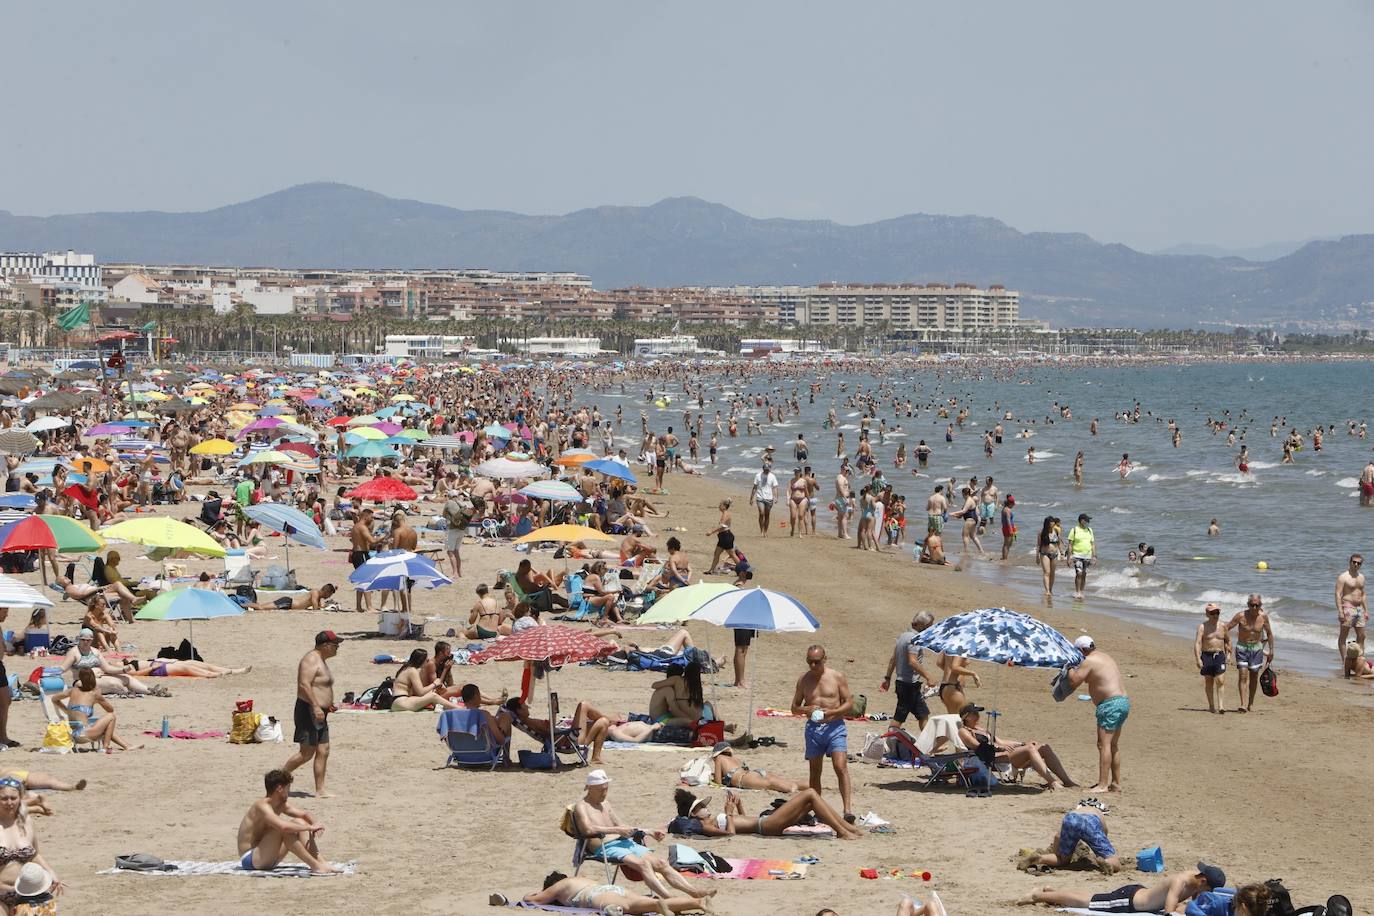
[1109,507,1131,514]
[1248,460,1279,469]
[1146,473,1183,482]
[1304,469,1328,477]
[722,466,757,476]
[1336,477,1359,488]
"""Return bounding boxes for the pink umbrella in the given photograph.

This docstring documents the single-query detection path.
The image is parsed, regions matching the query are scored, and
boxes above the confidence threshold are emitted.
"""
[470,625,616,667]
[370,422,403,436]
[237,417,285,438]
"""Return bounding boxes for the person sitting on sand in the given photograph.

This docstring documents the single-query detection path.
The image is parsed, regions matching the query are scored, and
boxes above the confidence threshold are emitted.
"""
[1018,862,1225,911]
[388,649,461,712]
[97,550,150,622]
[649,662,703,727]
[495,871,711,915]
[709,742,803,793]
[236,769,341,875]
[247,584,337,611]
[58,627,167,697]
[52,669,139,752]
[514,559,569,610]
[573,770,714,903]
[669,787,864,840]
[956,704,1077,789]
[618,532,657,566]
[465,584,510,639]
[76,592,120,651]
[651,537,691,593]
[919,524,947,565]
[126,658,251,679]
[1021,810,1122,873]
[581,561,626,623]
[1344,641,1374,679]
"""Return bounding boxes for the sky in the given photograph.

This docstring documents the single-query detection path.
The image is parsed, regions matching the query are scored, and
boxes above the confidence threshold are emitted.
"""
[3,1,1372,251]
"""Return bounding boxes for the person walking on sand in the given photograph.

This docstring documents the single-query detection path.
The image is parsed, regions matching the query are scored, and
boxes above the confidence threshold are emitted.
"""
[749,460,779,536]
[1335,554,1367,662]
[1064,635,1128,792]
[1065,513,1096,599]
[283,631,340,798]
[791,644,856,822]
[882,612,938,731]
[237,769,342,875]
[1195,603,1230,714]
[1225,595,1274,713]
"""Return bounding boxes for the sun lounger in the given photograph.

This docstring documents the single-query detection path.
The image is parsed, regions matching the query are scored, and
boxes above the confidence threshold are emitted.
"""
[437,708,506,770]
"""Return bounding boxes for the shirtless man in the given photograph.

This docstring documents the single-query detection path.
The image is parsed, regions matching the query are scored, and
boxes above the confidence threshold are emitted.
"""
[835,465,853,540]
[1225,595,1274,713]
[790,644,855,821]
[1064,635,1128,792]
[1194,603,1231,714]
[925,485,947,537]
[1360,460,1374,507]
[466,584,510,639]
[572,770,714,904]
[282,631,339,797]
[236,769,341,875]
[1019,862,1225,912]
[249,584,337,611]
[1335,554,1367,661]
[385,511,419,614]
[349,508,380,613]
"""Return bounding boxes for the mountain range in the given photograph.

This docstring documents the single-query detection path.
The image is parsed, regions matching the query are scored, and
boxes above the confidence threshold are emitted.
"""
[2,182,1371,328]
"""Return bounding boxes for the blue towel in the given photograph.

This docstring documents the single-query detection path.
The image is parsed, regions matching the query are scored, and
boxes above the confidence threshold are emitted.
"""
[436,708,482,739]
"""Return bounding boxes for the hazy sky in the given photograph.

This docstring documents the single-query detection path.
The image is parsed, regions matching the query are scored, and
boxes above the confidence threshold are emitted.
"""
[4,1,1372,250]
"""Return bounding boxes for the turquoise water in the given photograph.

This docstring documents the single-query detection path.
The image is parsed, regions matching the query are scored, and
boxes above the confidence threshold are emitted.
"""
[621,360,1374,677]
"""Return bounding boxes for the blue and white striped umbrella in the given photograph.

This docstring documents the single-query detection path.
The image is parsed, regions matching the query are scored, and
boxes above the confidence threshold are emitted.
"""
[242,503,326,550]
[348,550,452,592]
[689,587,819,632]
[914,607,1081,669]
[518,480,583,502]
[0,573,53,609]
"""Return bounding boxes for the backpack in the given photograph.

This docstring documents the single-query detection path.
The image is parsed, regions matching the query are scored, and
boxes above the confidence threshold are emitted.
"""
[849,694,868,717]
[1260,667,1279,698]
[1264,879,1295,916]
[679,755,712,787]
[370,677,396,710]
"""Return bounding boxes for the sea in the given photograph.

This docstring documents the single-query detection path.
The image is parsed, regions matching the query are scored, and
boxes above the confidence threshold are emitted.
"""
[596,360,1374,679]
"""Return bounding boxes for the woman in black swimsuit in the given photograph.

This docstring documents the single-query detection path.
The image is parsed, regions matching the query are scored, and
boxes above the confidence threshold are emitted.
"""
[704,499,734,574]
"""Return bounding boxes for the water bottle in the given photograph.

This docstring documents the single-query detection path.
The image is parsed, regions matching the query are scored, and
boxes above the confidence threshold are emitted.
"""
[160,716,170,738]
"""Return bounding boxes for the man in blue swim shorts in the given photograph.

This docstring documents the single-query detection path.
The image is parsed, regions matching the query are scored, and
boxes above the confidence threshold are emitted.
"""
[236,769,341,875]
[1064,634,1130,793]
[1024,810,1123,871]
[791,644,856,823]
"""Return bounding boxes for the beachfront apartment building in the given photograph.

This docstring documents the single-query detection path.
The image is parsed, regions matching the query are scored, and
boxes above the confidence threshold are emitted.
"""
[383,334,473,359]
[520,337,604,356]
[796,283,1020,331]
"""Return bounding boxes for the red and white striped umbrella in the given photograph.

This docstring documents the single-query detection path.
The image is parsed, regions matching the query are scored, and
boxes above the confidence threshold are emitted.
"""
[469,625,617,667]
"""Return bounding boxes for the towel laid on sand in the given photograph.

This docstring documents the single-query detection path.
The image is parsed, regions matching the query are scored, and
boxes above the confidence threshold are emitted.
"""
[1056,910,1164,915]
[140,730,226,740]
[601,741,684,752]
[100,860,357,878]
[503,903,600,914]
[682,858,807,880]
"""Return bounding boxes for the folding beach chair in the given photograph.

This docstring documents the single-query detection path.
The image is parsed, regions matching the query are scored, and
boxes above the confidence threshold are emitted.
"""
[560,573,595,621]
[222,551,257,589]
[436,709,506,770]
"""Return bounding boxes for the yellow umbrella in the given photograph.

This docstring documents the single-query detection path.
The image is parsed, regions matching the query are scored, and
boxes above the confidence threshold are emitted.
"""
[101,517,226,558]
[346,426,387,440]
[190,438,236,456]
[228,402,261,411]
[186,396,209,405]
[390,393,417,402]
[514,524,616,545]
[554,452,598,467]
[122,411,157,420]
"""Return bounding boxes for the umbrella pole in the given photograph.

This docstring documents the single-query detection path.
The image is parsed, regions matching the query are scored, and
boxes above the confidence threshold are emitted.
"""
[546,669,557,771]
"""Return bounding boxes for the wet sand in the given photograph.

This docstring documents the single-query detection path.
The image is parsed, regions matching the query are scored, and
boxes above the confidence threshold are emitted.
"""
[23,470,1369,914]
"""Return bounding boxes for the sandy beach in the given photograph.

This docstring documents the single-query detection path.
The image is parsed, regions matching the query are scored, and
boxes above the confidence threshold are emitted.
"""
[6,466,1363,916]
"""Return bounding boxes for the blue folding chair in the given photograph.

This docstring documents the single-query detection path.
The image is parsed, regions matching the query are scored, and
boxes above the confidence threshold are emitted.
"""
[437,709,506,770]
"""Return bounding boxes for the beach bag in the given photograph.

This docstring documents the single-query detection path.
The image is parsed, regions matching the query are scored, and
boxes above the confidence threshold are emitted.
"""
[861,733,888,761]
[679,756,712,787]
[1260,666,1279,698]
[114,853,175,872]
[558,804,579,838]
[40,721,73,754]
[369,677,396,711]
[667,844,714,874]
[1051,665,1075,702]
[259,565,296,590]
[849,694,868,717]
[655,724,696,745]
[694,720,725,747]
[230,711,262,744]
[254,716,283,743]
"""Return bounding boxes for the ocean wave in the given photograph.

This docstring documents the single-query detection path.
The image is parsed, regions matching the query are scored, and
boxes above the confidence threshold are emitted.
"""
[1145,473,1184,482]
[1247,460,1279,469]
[1304,469,1328,476]
[1336,477,1359,488]
[722,466,757,476]
[838,424,859,430]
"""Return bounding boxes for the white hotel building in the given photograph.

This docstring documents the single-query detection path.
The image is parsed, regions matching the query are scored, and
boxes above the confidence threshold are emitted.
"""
[796,283,1020,330]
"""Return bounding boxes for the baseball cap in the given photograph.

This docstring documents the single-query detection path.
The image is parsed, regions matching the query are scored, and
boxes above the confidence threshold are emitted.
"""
[1196,862,1225,889]
[1078,513,1091,522]
[315,630,342,646]
[585,769,612,786]
[1204,603,1221,614]
[958,703,985,717]
[710,741,732,758]
[1073,635,1095,651]
[78,627,95,640]
[1005,495,1015,505]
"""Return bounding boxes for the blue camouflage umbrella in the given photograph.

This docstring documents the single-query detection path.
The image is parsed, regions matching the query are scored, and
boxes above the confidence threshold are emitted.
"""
[914,607,1081,669]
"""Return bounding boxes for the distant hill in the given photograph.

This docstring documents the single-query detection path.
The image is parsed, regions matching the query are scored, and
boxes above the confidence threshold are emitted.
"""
[1154,238,1333,261]
[1,183,1371,327]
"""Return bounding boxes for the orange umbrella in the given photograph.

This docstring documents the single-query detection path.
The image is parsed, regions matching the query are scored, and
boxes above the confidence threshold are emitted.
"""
[554,449,598,467]
[71,456,110,475]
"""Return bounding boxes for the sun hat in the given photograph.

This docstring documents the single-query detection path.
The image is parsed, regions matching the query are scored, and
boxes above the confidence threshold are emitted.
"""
[14,863,52,898]
[585,769,611,786]
[710,741,732,758]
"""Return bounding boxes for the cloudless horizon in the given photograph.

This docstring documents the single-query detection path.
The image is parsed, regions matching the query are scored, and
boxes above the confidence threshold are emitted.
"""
[4,1,1372,251]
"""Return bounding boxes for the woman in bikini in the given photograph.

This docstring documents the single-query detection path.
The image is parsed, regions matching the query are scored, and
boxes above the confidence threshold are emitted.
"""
[648,662,703,727]
[709,743,803,793]
[704,499,734,574]
[508,872,710,915]
[0,776,62,910]
[126,658,251,679]
[956,705,1077,789]
[388,649,461,712]
[787,467,808,536]
[581,561,625,623]
[935,652,981,716]
[52,669,138,751]
[670,787,864,840]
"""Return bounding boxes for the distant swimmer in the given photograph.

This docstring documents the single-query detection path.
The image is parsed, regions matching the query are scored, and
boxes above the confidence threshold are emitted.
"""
[1116,454,1132,479]
[1026,446,1036,465]
[1073,452,1084,488]
[1208,518,1220,537]
[1360,460,1374,507]
[1237,446,1249,474]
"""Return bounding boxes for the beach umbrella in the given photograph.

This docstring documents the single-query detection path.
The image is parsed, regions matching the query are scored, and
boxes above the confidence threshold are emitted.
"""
[584,458,637,484]
[483,423,512,439]
[475,456,546,480]
[348,550,451,592]
[344,427,387,441]
[237,417,285,438]
[636,582,737,626]
[517,480,584,503]
[239,450,294,466]
[0,515,104,553]
[0,494,35,510]
[25,416,71,433]
[275,442,318,460]
[513,524,615,545]
[71,456,110,475]
[346,415,381,427]
[554,449,598,467]
[0,429,40,455]
[242,502,325,572]
[134,587,244,657]
[190,438,236,456]
[0,573,54,609]
[84,423,130,437]
[369,422,403,436]
[397,429,429,441]
[344,441,398,460]
[468,625,619,766]
[346,477,417,502]
[420,435,468,451]
[305,398,334,409]
[689,587,820,733]
[913,607,1081,669]
[102,517,227,558]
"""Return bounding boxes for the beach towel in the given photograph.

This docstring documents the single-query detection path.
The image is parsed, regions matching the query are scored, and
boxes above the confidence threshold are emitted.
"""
[100,860,357,878]
[1057,911,1165,916]
[503,904,600,914]
[682,858,808,880]
[601,741,683,752]
[140,730,227,740]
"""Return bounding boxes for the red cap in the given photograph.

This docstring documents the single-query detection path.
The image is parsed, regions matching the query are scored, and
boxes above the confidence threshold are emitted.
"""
[315,630,342,645]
